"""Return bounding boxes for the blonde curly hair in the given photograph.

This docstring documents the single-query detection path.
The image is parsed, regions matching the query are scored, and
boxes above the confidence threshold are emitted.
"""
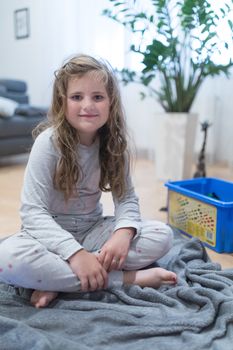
[33,54,129,200]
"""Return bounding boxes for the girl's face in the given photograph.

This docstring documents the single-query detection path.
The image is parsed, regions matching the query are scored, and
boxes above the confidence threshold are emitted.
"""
[65,73,110,146]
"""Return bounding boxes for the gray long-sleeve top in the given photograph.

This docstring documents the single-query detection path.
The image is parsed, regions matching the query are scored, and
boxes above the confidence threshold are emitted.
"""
[20,128,141,260]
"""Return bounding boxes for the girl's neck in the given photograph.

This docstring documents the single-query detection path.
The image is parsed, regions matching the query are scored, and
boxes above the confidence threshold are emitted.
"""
[79,133,97,147]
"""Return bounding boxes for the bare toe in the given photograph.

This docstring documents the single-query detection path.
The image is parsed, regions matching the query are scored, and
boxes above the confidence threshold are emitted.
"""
[30,290,58,308]
[124,267,177,289]
[159,268,177,284]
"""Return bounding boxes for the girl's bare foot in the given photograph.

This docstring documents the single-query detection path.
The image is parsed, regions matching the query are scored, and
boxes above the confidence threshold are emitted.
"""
[30,290,58,308]
[123,267,177,289]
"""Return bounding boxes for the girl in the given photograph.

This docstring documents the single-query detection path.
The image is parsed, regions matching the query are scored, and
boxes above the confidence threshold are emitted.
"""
[0,54,176,308]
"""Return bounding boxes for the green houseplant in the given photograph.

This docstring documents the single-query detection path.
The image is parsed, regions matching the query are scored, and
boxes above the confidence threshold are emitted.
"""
[103,0,233,180]
[103,0,233,112]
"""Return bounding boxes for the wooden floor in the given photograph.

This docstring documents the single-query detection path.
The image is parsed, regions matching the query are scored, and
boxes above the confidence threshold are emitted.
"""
[1,154,233,269]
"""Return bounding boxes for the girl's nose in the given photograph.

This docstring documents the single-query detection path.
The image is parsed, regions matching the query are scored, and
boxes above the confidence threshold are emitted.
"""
[82,97,94,110]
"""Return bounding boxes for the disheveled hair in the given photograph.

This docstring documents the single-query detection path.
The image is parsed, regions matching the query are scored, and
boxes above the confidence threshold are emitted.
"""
[33,54,129,200]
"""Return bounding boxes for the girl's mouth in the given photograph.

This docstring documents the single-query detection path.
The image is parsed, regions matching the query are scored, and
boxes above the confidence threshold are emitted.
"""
[79,114,98,118]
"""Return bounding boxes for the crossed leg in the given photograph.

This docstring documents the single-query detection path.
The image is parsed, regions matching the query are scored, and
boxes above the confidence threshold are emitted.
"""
[0,218,177,308]
[30,267,177,308]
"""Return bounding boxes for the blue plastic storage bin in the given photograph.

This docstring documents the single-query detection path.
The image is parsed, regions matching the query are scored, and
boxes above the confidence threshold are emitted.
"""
[165,177,233,253]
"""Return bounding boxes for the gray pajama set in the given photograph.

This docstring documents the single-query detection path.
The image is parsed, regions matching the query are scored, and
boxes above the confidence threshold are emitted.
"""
[0,128,173,292]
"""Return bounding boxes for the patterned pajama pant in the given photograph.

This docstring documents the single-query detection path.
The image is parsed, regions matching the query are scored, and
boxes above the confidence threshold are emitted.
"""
[0,216,173,292]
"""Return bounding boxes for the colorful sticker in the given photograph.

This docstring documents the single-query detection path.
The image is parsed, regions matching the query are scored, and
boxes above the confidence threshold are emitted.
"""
[168,191,217,246]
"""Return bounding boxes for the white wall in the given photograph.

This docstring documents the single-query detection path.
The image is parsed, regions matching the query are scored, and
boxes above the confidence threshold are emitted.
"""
[214,74,233,165]
[0,0,124,107]
[0,0,233,165]
[0,0,79,106]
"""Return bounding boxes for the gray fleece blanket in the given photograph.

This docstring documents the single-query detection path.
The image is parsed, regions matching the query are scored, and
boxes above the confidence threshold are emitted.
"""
[1,230,233,350]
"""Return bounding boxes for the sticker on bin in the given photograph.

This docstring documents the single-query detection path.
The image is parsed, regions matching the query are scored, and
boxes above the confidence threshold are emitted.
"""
[168,191,217,246]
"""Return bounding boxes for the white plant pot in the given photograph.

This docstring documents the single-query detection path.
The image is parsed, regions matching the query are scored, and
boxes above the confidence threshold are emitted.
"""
[154,112,198,181]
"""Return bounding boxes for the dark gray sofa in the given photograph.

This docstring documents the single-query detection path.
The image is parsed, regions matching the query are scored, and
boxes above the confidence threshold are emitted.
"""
[0,79,47,157]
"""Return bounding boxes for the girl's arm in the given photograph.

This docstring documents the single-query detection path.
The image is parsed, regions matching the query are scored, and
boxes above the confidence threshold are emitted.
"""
[98,163,141,271]
[113,165,141,234]
[20,129,82,261]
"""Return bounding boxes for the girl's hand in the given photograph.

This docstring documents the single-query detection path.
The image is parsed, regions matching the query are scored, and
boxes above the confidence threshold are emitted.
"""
[68,249,108,292]
[97,228,135,272]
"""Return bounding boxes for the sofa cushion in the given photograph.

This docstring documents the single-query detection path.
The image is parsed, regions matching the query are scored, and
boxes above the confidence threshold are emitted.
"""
[15,104,47,116]
[0,114,44,138]
[0,85,6,94]
[0,91,29,104]
[0,138,34,157]
[0,79,27,93]
[0,79,29,103]
[0,96,19,117]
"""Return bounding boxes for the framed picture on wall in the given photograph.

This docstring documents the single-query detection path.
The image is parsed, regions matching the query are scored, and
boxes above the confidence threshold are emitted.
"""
[14,8,30,39]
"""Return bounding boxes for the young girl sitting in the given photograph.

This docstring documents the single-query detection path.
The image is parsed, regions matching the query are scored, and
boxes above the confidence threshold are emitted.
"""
[0,54,177,308]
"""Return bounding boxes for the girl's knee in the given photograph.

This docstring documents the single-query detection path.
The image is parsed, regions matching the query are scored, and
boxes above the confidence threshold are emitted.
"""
[0,239,20,283]
[160,224,173,254]
[0,238,15,263]
[140,220,173,240]
[0,235,36,275]
[160,223,173,249]
[137,221,173,257]
[123,222,174,270]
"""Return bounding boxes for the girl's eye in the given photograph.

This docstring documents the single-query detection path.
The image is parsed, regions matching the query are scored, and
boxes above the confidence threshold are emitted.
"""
[71,95,82,101]
[94,95,104,101]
